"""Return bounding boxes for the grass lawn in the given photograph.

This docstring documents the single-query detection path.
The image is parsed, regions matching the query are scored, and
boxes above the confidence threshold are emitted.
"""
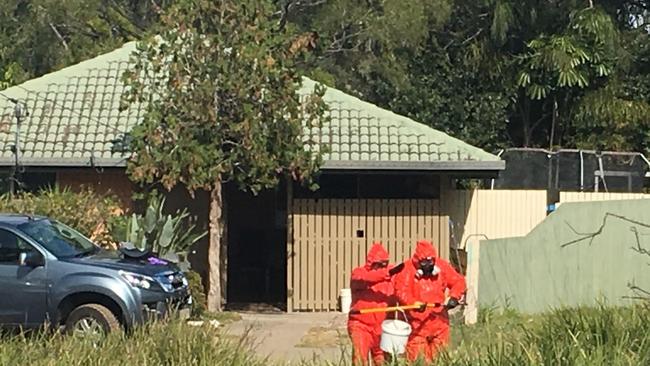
[0,304,648,365]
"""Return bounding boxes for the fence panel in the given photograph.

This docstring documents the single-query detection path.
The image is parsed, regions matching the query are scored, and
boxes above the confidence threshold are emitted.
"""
[289,199,443,311]
[560,191,650,203]
[445,189,548,249]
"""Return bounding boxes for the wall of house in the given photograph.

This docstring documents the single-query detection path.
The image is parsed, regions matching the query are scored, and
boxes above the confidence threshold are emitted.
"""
[475,199,650,314]
[56,168,135,211]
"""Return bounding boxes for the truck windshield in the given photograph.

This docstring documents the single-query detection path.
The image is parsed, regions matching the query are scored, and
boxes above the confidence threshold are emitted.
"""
[18,219,98,258]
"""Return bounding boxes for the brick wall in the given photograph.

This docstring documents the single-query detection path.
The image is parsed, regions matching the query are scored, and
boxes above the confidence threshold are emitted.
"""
[56,168,135,211]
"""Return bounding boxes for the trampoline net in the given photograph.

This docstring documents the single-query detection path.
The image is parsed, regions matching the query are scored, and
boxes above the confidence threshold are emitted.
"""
[492,149,649,193]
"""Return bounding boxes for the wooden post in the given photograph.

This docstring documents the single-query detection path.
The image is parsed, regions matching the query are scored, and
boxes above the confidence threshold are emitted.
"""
[286,181,294,312]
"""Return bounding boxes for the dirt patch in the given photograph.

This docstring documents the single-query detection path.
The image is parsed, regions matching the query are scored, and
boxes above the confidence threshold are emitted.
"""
[202,311,243,325]
[296,325,350,348]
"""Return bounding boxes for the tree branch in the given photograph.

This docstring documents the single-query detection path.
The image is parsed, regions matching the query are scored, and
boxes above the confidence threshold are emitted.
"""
[324,29,365,54]
[460,28,484,45]
[561,212,650,248]
[49,23,69,51]
[530,112,551,133]
[627,281,650,298]
[631,227,650,257]
[276,0,328,31]
[562,213,650,301]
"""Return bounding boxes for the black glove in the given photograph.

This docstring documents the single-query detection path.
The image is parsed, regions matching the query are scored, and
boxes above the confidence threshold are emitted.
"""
[417,302,427,312]
[445,298,459,310]
[388,262,405,276]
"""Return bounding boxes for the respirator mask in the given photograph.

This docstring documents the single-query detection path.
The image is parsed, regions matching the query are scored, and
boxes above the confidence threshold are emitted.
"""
[371,260,389,270]
[416,257,438,277]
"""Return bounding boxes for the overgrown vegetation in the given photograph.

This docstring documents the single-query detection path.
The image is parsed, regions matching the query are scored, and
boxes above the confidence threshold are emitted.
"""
[438,304,650,365]
[0,186,124,248]
[186,270,208,319]
[0,321,263,366]
[1,305,648,365]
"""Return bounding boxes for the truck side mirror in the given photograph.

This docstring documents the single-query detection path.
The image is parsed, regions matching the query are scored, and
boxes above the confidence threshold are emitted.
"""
[19,252,45,267]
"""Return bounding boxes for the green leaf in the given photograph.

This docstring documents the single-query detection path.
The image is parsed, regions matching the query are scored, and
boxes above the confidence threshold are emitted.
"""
[143,204,157,234]
[517,71,531,87]
[158,216,175,252]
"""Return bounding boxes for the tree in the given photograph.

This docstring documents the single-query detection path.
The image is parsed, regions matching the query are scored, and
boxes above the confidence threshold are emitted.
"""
[455,0,650,151]
[0,0,169,88]
[286,0,650,154]
[121,0,327,311]
[277,0,453,98]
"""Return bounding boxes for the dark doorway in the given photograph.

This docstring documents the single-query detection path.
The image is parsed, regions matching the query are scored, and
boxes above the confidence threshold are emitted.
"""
[226,183,287,311]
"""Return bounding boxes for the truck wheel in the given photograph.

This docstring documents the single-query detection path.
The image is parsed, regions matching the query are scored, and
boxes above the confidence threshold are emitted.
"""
[64,304,121,338]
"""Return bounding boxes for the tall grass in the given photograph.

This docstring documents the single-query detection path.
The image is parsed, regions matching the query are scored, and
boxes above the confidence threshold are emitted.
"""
[0,321,265,366]
[1,304,648,366]
[438,304,650,366]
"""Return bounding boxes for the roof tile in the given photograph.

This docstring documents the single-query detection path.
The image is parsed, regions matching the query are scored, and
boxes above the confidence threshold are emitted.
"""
[0,41,500,168]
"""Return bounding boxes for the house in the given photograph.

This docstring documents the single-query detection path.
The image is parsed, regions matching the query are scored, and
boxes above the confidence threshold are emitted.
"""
[0,42,504,312]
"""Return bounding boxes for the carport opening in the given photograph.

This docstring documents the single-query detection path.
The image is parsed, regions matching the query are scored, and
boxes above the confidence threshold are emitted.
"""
[226,183,287,312]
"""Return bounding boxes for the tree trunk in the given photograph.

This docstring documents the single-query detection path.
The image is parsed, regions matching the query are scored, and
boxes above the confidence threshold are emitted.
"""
[207,179,226,312]
[221,187,228,306]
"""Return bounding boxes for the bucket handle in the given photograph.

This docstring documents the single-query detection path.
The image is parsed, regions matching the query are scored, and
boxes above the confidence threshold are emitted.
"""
[394,307,409,323]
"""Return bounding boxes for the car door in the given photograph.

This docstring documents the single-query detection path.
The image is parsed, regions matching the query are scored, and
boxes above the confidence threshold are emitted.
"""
[0,228,48,327]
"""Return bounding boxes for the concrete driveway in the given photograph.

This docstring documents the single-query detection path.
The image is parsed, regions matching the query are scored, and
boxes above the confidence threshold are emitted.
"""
[225,312,350,363]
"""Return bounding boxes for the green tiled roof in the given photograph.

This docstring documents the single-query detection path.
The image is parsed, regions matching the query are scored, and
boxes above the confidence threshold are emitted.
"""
[0,41,503,171]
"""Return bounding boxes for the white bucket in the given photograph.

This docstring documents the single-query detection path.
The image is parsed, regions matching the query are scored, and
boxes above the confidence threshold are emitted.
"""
[380,311,412,355]
[340,288,352,314]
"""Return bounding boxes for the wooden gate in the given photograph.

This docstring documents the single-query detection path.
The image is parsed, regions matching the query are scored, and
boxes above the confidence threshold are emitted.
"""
[287,199,448,312]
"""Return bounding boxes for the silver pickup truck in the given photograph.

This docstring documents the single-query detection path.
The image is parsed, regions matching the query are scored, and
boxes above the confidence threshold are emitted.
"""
[0,214,191,335]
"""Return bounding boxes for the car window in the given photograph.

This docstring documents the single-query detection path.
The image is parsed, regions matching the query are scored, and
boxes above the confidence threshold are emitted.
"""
[18,220,96,258]
[0,229,36,264]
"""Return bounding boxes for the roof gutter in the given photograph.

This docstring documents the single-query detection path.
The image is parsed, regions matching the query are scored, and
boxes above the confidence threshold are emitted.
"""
[0,157,128,168]
[0,157,505,171]
[321,160,505,171]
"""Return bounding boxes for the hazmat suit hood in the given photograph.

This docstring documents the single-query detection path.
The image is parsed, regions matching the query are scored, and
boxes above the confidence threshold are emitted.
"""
[365,242,390,268]
[412,240,438,266]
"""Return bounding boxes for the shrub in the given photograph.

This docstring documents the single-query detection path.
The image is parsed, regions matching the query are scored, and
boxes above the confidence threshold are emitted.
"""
[186,270,207,319]
[119,193,207,257]
[0,186,125,248]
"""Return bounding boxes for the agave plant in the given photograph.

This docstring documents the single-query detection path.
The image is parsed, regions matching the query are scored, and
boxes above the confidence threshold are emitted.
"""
[124,195,207,258]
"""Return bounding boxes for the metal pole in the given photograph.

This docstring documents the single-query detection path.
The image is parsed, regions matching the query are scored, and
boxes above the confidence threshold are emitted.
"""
[597,155,608,193]
[9,101,24,196]
[490,149,505,190]
[579,150,584,191]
